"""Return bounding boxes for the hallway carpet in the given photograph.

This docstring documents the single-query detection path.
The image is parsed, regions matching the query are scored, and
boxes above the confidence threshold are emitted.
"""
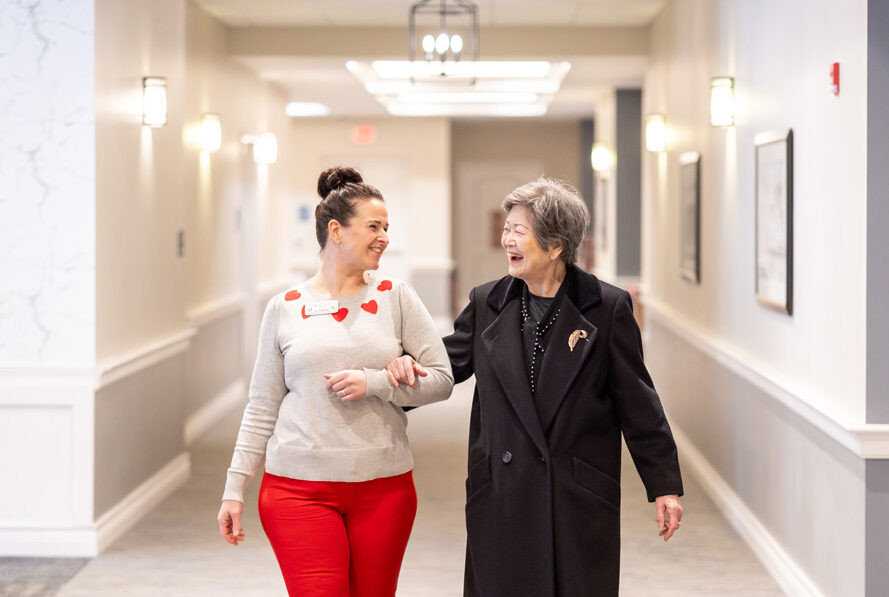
[39,381,784,596]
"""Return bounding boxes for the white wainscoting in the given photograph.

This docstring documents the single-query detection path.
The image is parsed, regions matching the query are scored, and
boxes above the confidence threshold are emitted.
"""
[673,427,825,597]
[95,452,191,553]
[644,298,889,458]
[643,297,869,596]
[95,329,196,391]
[184,379,246,447]
[0,370,95,556]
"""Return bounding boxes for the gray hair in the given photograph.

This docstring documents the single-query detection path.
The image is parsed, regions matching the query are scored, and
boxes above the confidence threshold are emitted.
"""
[501,177,590,265]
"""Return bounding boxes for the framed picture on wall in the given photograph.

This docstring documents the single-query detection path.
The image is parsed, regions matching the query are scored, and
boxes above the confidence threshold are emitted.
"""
[679,151,701,283]
[754,129,793,315]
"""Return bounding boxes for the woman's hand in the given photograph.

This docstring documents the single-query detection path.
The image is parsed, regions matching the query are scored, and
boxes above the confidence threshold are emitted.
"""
[325,369,367,401]
[385,355,427,389]
[217,500,246,546]
[654,494,683,541]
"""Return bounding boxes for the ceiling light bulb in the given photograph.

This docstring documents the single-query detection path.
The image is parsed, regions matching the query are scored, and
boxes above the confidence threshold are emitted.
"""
[422,34,436,54]
[450,34,463,54]
[435,33,450,55]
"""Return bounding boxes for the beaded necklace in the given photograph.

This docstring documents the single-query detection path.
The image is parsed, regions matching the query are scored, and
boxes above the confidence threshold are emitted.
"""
[521,288,560,394]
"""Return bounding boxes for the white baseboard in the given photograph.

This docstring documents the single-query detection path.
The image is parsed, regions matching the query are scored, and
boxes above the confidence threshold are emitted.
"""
[95,452,191,553]
[0,452,191,557]
[184,380,246,447]
[0,527,98,558]
[673,427,825,597]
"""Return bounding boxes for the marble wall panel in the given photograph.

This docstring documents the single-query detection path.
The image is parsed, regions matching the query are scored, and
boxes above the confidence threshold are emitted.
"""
[0,0,96,366]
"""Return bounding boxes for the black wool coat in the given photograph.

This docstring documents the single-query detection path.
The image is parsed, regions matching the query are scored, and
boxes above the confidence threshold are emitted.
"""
[443,266,684,597]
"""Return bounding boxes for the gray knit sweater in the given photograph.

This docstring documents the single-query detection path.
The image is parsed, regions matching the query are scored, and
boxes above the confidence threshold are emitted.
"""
[222,275,454,503]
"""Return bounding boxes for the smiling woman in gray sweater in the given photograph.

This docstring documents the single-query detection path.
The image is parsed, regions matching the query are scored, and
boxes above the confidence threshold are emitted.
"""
[217,166,453,597]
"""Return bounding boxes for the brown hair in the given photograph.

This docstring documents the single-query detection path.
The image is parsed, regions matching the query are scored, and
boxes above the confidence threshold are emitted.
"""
[315,166,384,249]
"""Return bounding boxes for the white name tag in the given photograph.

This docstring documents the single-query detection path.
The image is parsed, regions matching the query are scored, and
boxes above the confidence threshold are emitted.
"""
[305,299,339,316]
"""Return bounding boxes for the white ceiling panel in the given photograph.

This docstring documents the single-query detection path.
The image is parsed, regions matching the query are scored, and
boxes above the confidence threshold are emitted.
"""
[192,0,667,27]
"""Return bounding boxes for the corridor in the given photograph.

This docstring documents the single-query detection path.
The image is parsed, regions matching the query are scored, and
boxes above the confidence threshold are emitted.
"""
[6,382,781,596]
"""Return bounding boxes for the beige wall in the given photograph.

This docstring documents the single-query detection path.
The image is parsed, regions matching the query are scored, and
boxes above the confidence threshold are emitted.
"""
[286,118,452,276]
[451,120,581,303]
[93,0,299,519]
[589,93,618,281]
[184,1,295,311]
[95,0,189,362]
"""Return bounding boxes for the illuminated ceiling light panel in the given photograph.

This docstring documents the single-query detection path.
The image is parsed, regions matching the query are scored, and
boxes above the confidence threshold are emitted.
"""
[392,91,540,104]
[285,102,331,117]
[370,60,558,80]
[347,60,571,117]
[386,102,549,117]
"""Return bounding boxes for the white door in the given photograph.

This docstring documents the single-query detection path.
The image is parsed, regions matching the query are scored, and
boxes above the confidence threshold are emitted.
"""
[453,161,543,310]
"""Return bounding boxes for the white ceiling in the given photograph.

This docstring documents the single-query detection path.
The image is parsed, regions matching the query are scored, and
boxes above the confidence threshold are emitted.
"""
[194,0,668,28]
[195,0,665,118]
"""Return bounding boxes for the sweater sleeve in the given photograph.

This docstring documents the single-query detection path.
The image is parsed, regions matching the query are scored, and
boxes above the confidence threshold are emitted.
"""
[364,282,454,407]
[222,296,288,503]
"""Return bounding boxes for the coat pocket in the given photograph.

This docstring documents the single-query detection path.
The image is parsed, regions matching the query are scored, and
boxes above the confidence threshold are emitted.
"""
[465,456,492,503]
[573,456,620,511]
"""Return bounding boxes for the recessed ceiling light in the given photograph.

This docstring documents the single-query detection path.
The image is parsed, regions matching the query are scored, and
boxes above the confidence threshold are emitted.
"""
[392,91,540,104]
[285,102,331,117]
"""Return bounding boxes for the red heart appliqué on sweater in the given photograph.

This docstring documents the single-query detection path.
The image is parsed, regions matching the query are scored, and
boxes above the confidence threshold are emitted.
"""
[332,307,348,322]
[285,290,301,301]
[361,300,378,314]
[377,280,393,291]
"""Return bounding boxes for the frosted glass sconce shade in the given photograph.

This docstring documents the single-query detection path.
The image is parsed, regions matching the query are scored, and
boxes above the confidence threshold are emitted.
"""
[200,113,222,153]
[142,77,167,127]
[645,113,666,152]
[590,143,615,173]
[710,77,735,127]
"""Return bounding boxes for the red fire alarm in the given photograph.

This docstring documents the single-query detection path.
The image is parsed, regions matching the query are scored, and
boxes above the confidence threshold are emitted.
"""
[830,62,840,96]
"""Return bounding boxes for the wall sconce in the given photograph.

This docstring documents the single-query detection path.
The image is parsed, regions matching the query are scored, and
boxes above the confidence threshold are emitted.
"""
[590,142,615,173]
[142,76,167,127]
[199,113,222,153]
[710,77,735,127]
[241,132,278,165]
[645,113,666,152]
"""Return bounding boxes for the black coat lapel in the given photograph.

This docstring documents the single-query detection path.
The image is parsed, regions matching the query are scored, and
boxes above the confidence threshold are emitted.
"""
[534,297,598,434]
[481,299,549,457]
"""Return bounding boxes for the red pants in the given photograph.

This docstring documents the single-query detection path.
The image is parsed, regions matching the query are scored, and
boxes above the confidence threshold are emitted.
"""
[258,471,417,597]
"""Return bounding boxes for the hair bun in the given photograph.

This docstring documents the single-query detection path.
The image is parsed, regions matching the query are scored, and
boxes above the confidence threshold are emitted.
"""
[318,166,363,199]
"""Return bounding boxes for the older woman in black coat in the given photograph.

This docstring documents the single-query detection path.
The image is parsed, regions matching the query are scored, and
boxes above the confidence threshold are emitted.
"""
[389,177,684,597]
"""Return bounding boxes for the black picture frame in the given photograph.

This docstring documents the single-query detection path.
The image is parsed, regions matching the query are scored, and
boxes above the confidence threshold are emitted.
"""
[679,151,701,283]
[754,129,793,315]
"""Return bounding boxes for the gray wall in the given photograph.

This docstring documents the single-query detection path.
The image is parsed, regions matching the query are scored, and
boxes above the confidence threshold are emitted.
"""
[866,4,889,593]
[185,312,244,419]
[867,0,889,424]
[867,460,889,596]
[94,356,187,518]
[615,89,642,277]
[580,119,596,232]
